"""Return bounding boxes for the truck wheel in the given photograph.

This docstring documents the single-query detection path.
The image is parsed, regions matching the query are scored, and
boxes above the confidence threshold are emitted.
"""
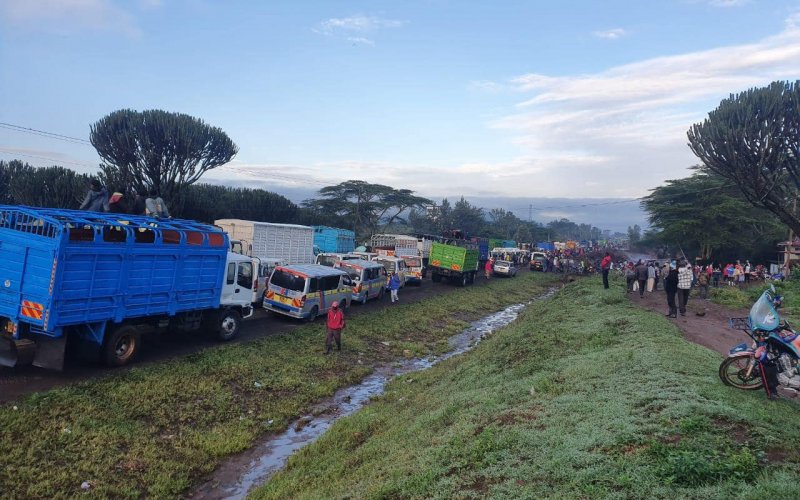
[468,272,475,285]
[217,309,241,341]
[460,274,468,287]
[102,325,140,367]
[306,306,319,322]
[432,273,442,283]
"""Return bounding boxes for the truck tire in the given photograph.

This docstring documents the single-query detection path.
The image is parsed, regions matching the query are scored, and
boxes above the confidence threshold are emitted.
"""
[431,273,442,283]
[468,272,475,285]
[102,325,140,367]
[217,309,241,341]
[460,274,468,287]
[306,306,319,322]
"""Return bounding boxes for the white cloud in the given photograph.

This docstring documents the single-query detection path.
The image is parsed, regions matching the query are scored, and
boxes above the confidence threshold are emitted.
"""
[481,15,800,197]
[0,0,140,37]
[313,14,404,45]
[708,0,749,6]
[592,28,627,40]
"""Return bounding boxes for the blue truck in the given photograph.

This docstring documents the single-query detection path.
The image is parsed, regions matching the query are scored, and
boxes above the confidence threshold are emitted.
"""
[0,206,254,370]
[313,226,355,254]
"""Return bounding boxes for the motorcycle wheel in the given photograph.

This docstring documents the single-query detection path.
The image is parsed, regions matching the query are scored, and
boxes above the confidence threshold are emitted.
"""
[719,356,763,390]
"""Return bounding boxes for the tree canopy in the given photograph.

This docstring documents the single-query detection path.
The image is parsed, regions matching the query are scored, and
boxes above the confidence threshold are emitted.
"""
[90,109,238,214]
[640,170,785,262]
[687,81,800,235]
[303,180,431,238]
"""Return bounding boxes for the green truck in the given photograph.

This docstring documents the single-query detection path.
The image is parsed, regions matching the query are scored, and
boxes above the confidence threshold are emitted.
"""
[428,241,479,286]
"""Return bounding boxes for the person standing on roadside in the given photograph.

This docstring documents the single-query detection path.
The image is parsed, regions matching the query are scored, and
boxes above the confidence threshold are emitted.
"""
[665,261,679,318]
[484,258,493,280]
[697,269,710,300]
[646,262,656,292]
[635,260,648,298]
[324,301,345,354]
[712,263,722,288]
[677,260,693,316]
[624,262,636,293]
[388,272,401,303]
[600,252,612,289]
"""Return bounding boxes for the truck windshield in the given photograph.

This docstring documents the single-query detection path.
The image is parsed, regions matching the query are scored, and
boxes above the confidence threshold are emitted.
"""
[270,269,306,292]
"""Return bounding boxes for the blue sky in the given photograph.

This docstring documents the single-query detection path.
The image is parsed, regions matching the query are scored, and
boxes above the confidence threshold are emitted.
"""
[2,0,800,225]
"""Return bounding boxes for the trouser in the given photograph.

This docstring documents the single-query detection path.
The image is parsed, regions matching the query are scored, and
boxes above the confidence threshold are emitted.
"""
[646,277,654,292]
[654,277,660,291]
[712,274,720,287]
[325,328,342,352]
[678,288,690,314]
[698,284,708,299]
[391,289,399,302]
[666,290,677,316]
[638,279,647,297]
[602,269,609,289]
[626,276,635,292]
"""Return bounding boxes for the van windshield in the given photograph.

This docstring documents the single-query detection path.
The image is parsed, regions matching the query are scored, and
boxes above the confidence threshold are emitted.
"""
[317,255,339,267]
[403,257,421,268]
[375,260,394,273]
[337,263,362,280]
[270,269,306,292]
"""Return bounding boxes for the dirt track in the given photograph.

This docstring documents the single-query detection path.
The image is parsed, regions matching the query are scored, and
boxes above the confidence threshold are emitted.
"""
[627,285,751,356]
[0,268,531,404]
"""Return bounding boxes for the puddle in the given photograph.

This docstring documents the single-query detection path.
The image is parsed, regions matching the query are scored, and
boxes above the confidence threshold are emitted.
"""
[193,286,558,499]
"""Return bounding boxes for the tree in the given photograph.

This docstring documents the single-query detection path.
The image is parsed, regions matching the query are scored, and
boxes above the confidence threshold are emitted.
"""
[0,160,89,208]
[687,81,800,235]
[627,224,641,245]
[303,180,431,238]
[90,109,238,215]
[641,170,785,261]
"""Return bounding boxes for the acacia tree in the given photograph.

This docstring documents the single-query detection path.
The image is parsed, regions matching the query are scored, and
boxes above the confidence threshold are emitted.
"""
[90,109,238,214]
[641,170,785,261]
[687,81,800,235]
[303,180,431,238]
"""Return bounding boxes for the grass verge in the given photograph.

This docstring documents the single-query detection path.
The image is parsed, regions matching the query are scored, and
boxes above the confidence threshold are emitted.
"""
[709,280,800,323]
[254,276,800,499]
[0,272,558,498]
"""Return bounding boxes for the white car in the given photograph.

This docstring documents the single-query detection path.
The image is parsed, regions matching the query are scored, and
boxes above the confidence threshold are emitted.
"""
[493,260,518,277]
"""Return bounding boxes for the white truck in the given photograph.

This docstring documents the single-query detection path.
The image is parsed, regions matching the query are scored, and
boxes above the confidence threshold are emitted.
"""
[215,219,315,303]
[370,234,419,257]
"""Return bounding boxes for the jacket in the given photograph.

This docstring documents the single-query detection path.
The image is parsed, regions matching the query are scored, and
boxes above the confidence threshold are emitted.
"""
[635,264,648,280]
[79,187,109,212]
[326,308,345,330]
[665,269,679,293]
[389,274,401,290]
[678,266,693,289]
[146,196,170,218]
[600,255,612,270]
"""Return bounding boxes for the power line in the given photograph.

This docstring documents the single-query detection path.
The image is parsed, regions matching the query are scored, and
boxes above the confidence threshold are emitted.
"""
[0,122,92,146]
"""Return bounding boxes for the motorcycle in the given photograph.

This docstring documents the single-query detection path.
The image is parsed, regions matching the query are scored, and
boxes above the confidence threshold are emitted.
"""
[719,285,800,398]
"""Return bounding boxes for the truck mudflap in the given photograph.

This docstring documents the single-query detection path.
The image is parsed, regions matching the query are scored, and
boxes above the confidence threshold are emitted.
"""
[0,335,66,370]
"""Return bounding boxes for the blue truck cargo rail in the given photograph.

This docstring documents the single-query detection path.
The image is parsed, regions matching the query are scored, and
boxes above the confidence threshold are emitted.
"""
[0,205,253,369]
[313,226,355,254]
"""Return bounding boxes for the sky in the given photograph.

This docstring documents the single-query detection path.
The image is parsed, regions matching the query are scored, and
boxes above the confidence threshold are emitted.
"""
[2,0,800,231]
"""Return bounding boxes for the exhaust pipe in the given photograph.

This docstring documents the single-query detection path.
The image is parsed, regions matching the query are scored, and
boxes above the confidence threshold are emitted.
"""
[0,337,36,368]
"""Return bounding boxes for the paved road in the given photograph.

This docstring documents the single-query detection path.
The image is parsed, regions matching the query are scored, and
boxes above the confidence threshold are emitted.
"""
[0,267,535,404]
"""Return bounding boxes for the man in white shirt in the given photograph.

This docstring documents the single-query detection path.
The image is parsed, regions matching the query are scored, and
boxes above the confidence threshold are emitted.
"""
[677,260,693,316]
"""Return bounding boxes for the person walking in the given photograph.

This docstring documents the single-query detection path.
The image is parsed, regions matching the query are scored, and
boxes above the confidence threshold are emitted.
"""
[324,301,345,354]
[697,270,709,300]
[600,252,612,289]
[484,258,493,280]
[79,179,110,212]
[677,260,693,316]
[712,263,722,288]
[635,260,648,298]
[665,261,679,318]
[646,262,656,292]
[624,262,636,293]
[388,272,401,303]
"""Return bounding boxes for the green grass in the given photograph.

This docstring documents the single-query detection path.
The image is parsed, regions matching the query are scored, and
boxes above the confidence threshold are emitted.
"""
[0,272,558,498]
[254,276,800,499]
[709,280,800,323]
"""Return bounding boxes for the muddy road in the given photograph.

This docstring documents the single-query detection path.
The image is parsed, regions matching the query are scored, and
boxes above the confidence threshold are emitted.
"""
[0,268,538,404]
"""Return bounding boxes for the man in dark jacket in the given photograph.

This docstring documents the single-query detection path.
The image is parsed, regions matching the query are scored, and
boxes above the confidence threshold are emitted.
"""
[79,179,109,212]
[635,260,648,298]
[600,252,612,289]
[664,262,679,318]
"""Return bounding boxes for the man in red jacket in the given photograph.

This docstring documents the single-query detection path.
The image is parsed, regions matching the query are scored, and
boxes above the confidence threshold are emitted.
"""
[325,301,345,354]
[600,252,612,289]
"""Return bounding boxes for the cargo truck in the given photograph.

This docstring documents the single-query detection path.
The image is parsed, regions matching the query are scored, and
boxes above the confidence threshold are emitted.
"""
[428,241,479,286]
[0,206,254,370]
[370,234,418,257]
[216,219,314,303]
[313,226,355,254]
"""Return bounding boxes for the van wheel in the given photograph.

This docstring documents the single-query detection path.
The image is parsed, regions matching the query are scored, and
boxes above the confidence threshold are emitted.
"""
[102,325,140,367]
[306,306,319,322]
[362,294,368,305]
[217,309,241,341]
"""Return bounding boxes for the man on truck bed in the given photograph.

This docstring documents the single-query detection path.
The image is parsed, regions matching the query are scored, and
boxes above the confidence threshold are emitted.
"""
[79,179,109,212]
